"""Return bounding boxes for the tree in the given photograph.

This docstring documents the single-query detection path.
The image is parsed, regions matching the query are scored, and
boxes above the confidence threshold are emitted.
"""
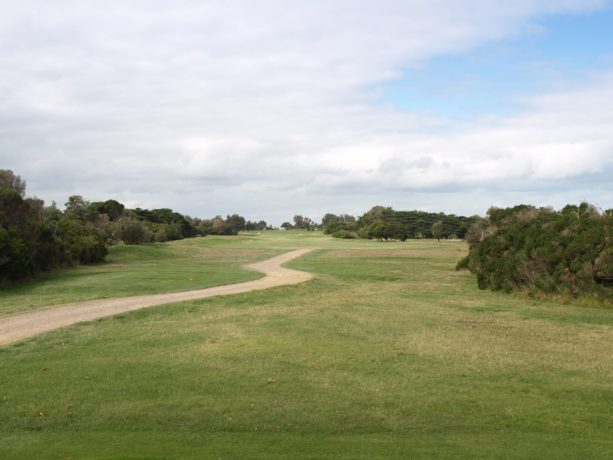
[112,216,151,244]
[64,195,94,222]
[91,199,125,221]
[56,218,107,264]
[368,221,388,241]
[321,213,339,228]
[0,174,108,283]
[211,217,225,234]
[0,179,55,280]
[350,206,479,240]
[0,187,41,228]
[225,214,246,234]
[0,170,26,197]
[293,215,305,229]
[358,206,388,227]
[322,213,356,234]
[432,221,444,242]
[303,217,314,231]
[292,215,316,230]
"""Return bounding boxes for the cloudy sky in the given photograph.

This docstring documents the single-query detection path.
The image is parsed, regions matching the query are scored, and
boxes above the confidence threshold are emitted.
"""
[1,1,612,224]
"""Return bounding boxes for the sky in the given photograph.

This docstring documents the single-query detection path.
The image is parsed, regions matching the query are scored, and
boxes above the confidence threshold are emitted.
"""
[1,0,612,225]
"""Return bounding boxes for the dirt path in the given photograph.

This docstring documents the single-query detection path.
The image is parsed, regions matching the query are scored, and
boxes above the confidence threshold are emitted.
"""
[0,248,314,346]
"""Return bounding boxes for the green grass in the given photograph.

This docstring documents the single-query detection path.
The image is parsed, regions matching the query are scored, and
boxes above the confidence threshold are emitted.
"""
[0,231,432,317]
[0,237,283,317]
[1,231,612,458]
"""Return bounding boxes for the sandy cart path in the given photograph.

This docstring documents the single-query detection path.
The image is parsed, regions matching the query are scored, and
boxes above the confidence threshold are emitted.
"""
[0,248,313,346]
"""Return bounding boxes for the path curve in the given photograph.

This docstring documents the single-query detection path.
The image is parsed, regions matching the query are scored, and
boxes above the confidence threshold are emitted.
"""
[0,248,314,346]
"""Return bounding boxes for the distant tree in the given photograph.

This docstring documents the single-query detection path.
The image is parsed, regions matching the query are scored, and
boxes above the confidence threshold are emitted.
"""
[0,187,43,228]
[321,213,339,228]
[0,170,26,197]
[194,218,212,235]
[91,199,125,221]
[281,222,293,230]
[165,223,184,240]
[112,216,151,244]
[131,207,201,238]
[64,195,95,222]
[322,213,356,234]
[293,215,305,229]
[154,227,169,242]
[56,217,107,264]
[225,214,246,234]
[368,221,388,241]
[358,206,389,227]
[292,215,317,230]
[432,221,444,242]
[244,219,269,231]
[211,217,225,234]
[351,206,479,240]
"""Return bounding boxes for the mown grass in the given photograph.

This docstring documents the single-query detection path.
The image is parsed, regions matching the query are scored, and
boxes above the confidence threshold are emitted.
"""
[0,237,284,317]
[1,231,612,458]
[0,231,430,317]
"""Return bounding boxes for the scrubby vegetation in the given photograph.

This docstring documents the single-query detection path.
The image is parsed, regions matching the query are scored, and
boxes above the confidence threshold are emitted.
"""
[0,170,263,284]
[0,171,107,283]
[322,206,479,240]
[458,203,612,303]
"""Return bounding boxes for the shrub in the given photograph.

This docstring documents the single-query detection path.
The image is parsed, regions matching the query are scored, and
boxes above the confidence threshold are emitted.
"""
[459,203,612,303]
[331,229,357,239]
[113,217,152,245]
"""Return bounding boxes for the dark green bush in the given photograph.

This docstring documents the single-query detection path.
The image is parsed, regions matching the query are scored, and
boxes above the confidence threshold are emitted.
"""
[0,170,108,284]
[460,203,612,303]
[331,229,357,239]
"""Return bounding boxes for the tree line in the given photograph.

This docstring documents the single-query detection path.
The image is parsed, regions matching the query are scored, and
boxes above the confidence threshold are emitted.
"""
[280,215,318,231]
[321,206,479,240]
[457,203,612,303]
[0,170,267,284]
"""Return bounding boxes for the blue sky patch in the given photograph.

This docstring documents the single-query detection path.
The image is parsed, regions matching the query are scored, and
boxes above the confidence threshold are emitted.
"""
[380,7,613,120]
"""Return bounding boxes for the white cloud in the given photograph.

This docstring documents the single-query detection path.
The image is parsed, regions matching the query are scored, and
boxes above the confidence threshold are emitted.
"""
[0,0,612,222]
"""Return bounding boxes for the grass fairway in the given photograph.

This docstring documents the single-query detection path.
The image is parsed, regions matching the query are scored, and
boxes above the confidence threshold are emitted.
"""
[1,232,612,458]
[0,238,282,317]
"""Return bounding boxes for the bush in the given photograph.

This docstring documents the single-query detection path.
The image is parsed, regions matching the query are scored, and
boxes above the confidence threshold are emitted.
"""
[459,203,612,302]
[594,247,613,285]
[456,256,469,270]
[113,217,152,245]
[331,229,357,239]
[57,218,108,264]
